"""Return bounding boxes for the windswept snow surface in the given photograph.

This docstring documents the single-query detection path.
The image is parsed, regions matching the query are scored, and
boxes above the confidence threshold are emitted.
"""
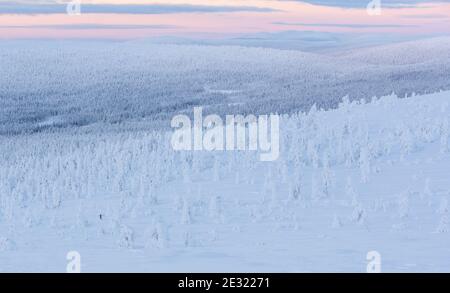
[1,91,450,272]
[1,38,450,135]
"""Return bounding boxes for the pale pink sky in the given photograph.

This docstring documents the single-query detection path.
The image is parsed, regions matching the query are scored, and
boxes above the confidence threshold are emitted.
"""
[0,0,449,39]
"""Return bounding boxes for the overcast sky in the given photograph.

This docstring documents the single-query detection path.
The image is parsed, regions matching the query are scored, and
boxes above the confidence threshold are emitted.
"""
[0,0,449,40]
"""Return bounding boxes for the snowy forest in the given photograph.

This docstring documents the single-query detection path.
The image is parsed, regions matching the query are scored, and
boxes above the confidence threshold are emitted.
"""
[0,37,450,272]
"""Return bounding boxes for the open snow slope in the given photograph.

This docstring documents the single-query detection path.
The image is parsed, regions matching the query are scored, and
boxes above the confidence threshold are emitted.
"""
[1,37,449,135]
[336,37,450,65]
[0,91,449,272]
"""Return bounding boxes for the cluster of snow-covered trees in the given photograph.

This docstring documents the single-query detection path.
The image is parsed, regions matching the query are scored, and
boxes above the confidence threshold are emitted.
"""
[1,91,449,254]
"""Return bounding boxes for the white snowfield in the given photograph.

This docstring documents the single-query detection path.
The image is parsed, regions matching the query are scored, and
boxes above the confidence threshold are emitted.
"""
[0,90,449,272]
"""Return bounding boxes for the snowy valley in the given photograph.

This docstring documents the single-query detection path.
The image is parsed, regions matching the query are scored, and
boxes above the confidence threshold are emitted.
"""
[1,37,450,135]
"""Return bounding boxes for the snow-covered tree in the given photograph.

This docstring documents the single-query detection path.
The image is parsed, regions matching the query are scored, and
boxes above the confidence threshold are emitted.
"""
[208,194,223,223]
[118,225,134,249]
[332,213,343,229]
[440,119,449,154]
[398,190,411,219]
[180,197,192,224]
[346,177,359,207]
[145,221,167,249]
[359,146,371,183]
[421,178,433,206]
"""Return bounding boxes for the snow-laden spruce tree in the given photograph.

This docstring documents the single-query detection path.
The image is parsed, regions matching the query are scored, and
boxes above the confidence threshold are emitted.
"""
[208,194,223,223]
[145,220,167,249]
[49,186,61,210]
[332,213,343,229]
[306,140,320,169]
[421,178,433,206]
[392,189,412,231]
[269,179,278,212]
[279,157,289,183]
[344,132,357,168]
[436,194,449,233]
[173,193,183,212]
[180,196,192,224]
[183,231,191,247]
[245,161,256,185]
[399,124,416,160]
[182,159,191,184]
[1,193,15,230]
[131,193,147,219]
[192,153,201,176]
[440,118,449,154]
[0,236,16,252]
[212,156,220,182]
[346,177,359,207]
[22,207,35,228]
[359,146,371,183]
[437,195,449,215]
[319,154,334,200]
[234,165,242,185]
[118,224,134,249]
[76,201,89,228]
[351,202,367,229]
[398,189,411,219]
[311,171,320,202]
[262,166,274,201]
[436,212,449,233]
[288,169,303,202]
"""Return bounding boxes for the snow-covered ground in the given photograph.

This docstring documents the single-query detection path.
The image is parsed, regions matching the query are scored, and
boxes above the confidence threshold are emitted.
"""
[1,90,449,272]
